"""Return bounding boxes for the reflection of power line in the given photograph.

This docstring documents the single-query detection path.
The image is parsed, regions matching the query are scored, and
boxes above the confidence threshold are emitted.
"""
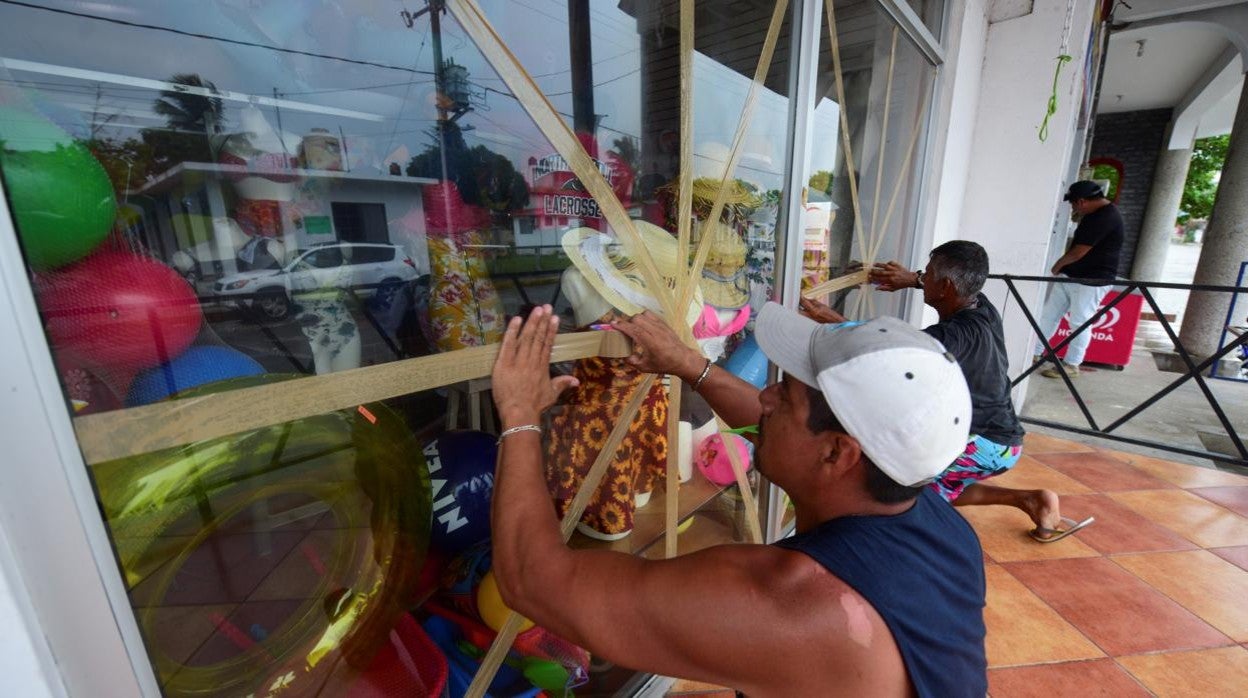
[3,76,437,96]
[277,80,436,96]
[382,21,431,163]
[0,0,437,75]
[471,47,639,83]
[470,110,549,151]
[543,68,639,96]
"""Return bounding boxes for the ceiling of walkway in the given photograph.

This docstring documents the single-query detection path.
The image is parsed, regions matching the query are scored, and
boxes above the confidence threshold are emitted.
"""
[1097,0,1246,139]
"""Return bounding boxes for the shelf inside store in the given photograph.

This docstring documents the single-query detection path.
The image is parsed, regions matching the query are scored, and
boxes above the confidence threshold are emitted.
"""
[567,471,757,557]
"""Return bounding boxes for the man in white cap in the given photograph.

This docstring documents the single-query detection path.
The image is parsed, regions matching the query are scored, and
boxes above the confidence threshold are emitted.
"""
[489,303,987,697]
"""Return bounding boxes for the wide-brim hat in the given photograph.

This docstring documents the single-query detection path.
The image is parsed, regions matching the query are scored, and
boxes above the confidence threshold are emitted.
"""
[698,221,750,310]
[562,220,703,328]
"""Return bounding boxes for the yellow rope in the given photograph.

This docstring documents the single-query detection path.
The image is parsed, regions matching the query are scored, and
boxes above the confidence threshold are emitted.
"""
[668,0,694,559]
[677,0,789,316]
[445,0,682,328]
[869,26,900,265]
[825,0,869,277]
[869,72,934,265]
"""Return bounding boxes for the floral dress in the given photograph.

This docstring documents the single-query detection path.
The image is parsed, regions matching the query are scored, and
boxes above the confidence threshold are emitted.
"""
[543,356,668,536]
[292,260,359,371]
[426,232,504,351]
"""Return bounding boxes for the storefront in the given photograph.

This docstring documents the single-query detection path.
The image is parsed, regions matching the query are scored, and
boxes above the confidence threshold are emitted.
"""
[0,1,1100,696]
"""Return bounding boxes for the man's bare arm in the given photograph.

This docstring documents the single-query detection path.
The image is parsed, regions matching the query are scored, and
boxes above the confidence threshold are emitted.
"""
[611,312,762,428]
[488,307,907,696]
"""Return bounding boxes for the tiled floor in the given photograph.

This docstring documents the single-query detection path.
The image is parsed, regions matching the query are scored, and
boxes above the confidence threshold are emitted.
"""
[669,433,1248,697]
[979,433,1248,697]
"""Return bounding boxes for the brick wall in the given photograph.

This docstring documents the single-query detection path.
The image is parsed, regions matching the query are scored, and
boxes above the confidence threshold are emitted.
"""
[1090,108,1173,277]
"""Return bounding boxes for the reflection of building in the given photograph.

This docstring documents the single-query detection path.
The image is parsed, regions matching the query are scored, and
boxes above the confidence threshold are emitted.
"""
[511,153,632,252]
[127,163,436,282]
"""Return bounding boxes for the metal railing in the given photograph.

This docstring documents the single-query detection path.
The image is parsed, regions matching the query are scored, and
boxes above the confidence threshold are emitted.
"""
[995,273,1248,468]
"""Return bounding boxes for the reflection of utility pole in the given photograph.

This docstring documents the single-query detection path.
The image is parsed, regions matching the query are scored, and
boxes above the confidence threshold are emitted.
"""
[568,0,595,137]
[402,2,479,181]
[429,0,450,181]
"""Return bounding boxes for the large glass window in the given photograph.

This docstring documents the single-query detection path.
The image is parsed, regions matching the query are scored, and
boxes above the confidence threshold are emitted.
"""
[801,0,938,320]
[0,0,794,695]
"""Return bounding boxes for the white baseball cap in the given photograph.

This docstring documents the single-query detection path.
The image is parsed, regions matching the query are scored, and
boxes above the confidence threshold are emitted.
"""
[755,303,972,487]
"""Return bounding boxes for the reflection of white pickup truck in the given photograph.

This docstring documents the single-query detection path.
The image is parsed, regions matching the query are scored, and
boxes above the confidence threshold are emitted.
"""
[211,242,418,319]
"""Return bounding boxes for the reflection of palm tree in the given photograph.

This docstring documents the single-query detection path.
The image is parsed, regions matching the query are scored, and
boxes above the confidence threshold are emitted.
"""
[610,136,639,172]
[153,73,225,135]
[141,73,225,171]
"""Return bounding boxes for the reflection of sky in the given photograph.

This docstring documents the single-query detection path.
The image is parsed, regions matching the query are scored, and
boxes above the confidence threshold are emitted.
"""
[810,97,842,175]
[0,0,815,184]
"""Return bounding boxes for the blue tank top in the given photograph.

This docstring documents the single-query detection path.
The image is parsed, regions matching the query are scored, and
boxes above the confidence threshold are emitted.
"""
[775,489,987,698]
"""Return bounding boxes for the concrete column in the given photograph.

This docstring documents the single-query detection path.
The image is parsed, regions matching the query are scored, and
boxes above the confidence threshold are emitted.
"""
[1131,146,1192,281]
[1179,82,1248,356]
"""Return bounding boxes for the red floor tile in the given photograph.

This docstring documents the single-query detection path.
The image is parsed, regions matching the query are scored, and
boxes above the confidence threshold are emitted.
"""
[1057,494,1198,555]
[1117,646,1248,697]
[1022,432,1097,454]
[1190,486,1248,518]
[987,658,1149,698]
[1029,452,1177,492]
[1001,557,1233,655]
[1211,546,1248,573]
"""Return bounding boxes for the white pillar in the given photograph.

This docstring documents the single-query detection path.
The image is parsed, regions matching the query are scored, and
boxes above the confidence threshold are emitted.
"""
[1179,82,1248,356]
[1131,145,1192,281]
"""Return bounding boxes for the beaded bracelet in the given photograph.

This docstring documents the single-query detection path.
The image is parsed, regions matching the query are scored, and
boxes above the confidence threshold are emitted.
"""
[690,359,713,392]
[497,424,542,445]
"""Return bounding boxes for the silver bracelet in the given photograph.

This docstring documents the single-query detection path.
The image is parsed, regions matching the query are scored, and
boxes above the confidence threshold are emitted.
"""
[690,359,713,392]
[497,424,542,445]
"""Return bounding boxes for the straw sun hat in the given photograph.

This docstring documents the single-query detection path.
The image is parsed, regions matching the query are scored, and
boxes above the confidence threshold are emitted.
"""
[562,220,703,328]
[697,221,750,310]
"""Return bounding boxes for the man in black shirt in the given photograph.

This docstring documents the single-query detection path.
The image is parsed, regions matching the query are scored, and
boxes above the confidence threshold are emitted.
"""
[1033,180,1124,377]
[802,241,1094,542]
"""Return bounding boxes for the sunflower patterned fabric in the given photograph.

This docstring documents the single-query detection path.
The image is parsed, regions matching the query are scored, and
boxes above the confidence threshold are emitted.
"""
[544,356,668,537]
[426,232,505,351]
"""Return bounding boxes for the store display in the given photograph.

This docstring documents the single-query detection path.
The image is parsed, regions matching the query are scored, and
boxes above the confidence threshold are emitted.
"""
[58,361,120,415]
[423,182,505,352]
[218,105,300,238]
[300,127,343,171]
[722,333,768,388]
[291,247,363,374]
[561,220,704,328]
[92,375,432,697]
[0,107,116,269]
[424,430,496,557]
[544,355,668,541]
[310,613,448,698]
[124,345,265,406]
[698,221,751,311]
[424,613,541,698]
[547,221,722,540]
[677,421,694,483]
[693,303,752,363]
[476,571,533,633]
[695,433,753,486]
[0,2,815,694]
[433,546,589,695]
[39,251,202,383]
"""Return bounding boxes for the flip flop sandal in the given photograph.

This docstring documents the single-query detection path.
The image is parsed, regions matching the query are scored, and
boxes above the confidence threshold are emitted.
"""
[1030,516,1095,543]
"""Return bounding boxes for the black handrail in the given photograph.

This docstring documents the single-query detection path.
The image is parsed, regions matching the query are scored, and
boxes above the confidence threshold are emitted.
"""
[992,273,1248,468]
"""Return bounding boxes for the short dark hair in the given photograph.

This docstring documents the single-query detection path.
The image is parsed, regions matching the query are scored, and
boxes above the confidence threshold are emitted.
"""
[804,385,924,504]
[928,240,989,298]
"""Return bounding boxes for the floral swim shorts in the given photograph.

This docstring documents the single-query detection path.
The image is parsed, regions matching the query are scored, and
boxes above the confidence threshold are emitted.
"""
[929,435,1023,502]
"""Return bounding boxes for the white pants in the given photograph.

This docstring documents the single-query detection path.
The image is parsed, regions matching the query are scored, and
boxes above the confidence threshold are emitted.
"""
[1034,278,1110,366]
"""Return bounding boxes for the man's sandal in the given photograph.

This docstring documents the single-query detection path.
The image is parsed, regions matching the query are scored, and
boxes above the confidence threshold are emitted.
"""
[1029,516,1095,543]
